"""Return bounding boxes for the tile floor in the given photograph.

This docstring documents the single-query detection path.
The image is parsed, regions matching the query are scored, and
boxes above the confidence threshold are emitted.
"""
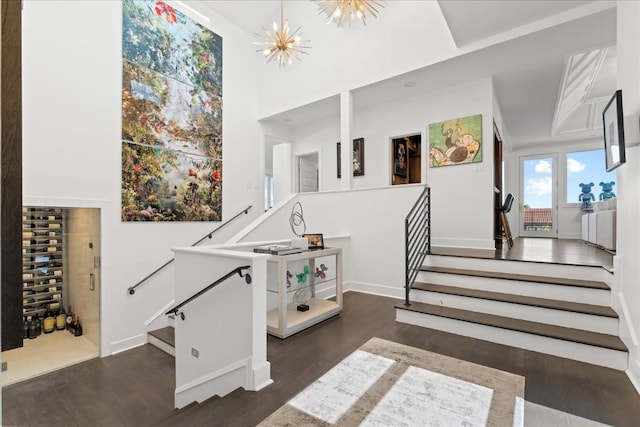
[1,330,99,386]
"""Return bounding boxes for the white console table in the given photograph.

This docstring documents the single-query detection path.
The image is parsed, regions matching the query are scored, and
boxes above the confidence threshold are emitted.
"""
[266,247,343,338]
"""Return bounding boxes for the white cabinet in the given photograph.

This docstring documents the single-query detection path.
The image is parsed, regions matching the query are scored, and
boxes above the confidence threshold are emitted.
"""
[266,247,342,338]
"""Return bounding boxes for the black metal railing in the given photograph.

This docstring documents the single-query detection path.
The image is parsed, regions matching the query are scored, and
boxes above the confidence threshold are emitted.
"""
[404,187,431,307]
[128,205,253,295]
[165,266,252,320]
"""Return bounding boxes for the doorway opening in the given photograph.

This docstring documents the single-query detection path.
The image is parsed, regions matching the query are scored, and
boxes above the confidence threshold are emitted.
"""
[2,206,101,386]
[391,134,422,185]
[520,154,558,238]
[297,152,319,193]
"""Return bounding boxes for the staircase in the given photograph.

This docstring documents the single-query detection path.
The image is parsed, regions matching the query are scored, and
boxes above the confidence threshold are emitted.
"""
[148,325,175,356]
[396,254,628,370]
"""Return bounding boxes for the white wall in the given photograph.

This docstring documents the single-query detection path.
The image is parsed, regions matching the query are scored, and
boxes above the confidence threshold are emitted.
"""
[291,116,341,191]
[238,185,428,297]
[272,143,292,204]
[289,78,496,249]
[22,1,263,356]
[256,1,458,120]
[173,249,270,408]
[505,138,604,239]
[615,0,640,393]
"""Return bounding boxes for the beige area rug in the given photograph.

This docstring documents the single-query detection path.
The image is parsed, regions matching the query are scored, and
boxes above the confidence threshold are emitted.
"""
[259,337,525,426]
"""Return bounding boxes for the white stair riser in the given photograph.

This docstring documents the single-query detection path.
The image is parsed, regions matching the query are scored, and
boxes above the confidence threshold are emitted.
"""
[148,334,175,357]
[410,291,618,335]
[425,255,612,284]
[416,272,611,306]
[396,309,627,370]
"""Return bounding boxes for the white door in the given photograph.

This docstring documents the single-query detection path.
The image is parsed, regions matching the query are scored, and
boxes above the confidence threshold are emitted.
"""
[298,153,319,193]
[520,154,558,237]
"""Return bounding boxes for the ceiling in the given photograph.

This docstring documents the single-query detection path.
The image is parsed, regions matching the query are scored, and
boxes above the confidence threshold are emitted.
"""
[196,1,617,150]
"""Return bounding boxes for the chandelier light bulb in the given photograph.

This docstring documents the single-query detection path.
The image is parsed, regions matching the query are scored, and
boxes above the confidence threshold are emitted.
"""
[254,0,311,68]
[314,0,384,28]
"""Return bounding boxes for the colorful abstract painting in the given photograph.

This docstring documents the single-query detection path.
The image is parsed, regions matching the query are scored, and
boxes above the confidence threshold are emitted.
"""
[122,0,222,221]
[428,115,482,168]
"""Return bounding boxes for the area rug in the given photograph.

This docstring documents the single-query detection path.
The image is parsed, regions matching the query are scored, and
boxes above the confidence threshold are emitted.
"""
[259,337,525,426]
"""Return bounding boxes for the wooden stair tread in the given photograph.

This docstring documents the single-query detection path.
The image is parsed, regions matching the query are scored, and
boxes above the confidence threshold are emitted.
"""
[412,282,618,318]
[148,326,175,348]
[395,302,627,352]
[420,266,609,290]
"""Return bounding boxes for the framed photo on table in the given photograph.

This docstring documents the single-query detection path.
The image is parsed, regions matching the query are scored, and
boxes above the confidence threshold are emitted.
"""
[303,233,324,249]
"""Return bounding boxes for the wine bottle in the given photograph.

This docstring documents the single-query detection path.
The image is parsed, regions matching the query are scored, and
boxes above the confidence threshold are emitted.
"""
[66,306,74,331]
[43,307,55,334]
[56,306,66,330]
[23,316,29,339]
[28,316,37,339]
[34,313,42,336]
[73,316,83,337]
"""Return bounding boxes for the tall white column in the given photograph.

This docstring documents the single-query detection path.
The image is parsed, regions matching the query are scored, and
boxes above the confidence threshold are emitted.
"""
[615,0,640,394]
[340,91,353,190]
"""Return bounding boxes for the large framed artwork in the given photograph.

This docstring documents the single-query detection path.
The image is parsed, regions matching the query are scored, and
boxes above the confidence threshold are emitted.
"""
[337,138,365,178]
[122,0,222,221]
[428,114,482,168]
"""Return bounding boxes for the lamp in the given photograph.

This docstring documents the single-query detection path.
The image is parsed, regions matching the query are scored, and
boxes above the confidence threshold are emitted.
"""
[254,0,310,68]
[313,0,384,27]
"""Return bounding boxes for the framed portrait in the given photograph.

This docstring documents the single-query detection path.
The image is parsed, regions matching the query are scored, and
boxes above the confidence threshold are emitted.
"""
[393,139,408,177]
[303,233,324,250]
[602,89,626,172]
[337,138,365,178]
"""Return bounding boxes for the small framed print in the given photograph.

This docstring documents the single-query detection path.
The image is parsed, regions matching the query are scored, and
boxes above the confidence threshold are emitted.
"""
[337,138,365,178]
[303,233,324,249]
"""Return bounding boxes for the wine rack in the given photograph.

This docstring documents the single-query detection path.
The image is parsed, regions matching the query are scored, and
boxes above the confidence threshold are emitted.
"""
[22,207,65,317]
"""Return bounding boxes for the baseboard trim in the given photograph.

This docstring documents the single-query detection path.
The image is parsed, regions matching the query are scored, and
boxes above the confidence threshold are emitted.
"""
[617,291,639,347]
[110,333,146,355]
[430,237,496,250]
[347,281,404,300]
[627,361,640,397]
[175,357,250,409]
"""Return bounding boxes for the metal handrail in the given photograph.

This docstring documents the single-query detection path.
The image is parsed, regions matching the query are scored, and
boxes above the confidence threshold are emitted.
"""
[405,187,431,307]
[127,205,253,295]
[165,266,252,320]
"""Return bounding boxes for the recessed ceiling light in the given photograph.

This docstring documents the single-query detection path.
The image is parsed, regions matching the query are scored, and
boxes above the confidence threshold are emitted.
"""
[403,81,416,88]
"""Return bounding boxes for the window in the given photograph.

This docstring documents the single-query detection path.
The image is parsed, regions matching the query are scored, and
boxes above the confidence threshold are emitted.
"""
[566,149,617,204]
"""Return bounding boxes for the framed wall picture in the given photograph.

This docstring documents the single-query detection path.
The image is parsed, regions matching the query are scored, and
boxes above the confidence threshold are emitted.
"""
[337,138,365,178]
[303,233,324,249]
[428,114,482,168]
[393,138,408,177]
[602,89,626,172]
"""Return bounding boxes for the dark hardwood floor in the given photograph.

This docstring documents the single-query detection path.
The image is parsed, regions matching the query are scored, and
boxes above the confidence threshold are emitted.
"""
[3,291,639,427]
[432,237,614,270]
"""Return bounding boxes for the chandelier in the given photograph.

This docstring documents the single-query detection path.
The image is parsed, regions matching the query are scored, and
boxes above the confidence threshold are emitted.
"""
[254,0,310,68]
[313,0,384,27]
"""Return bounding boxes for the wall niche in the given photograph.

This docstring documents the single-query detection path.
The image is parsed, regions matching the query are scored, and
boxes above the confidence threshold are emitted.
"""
[391,134,422,185]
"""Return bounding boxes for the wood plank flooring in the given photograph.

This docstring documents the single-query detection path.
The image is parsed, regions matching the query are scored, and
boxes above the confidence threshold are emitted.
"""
[3,291,639,427]
[432,237,614,270]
